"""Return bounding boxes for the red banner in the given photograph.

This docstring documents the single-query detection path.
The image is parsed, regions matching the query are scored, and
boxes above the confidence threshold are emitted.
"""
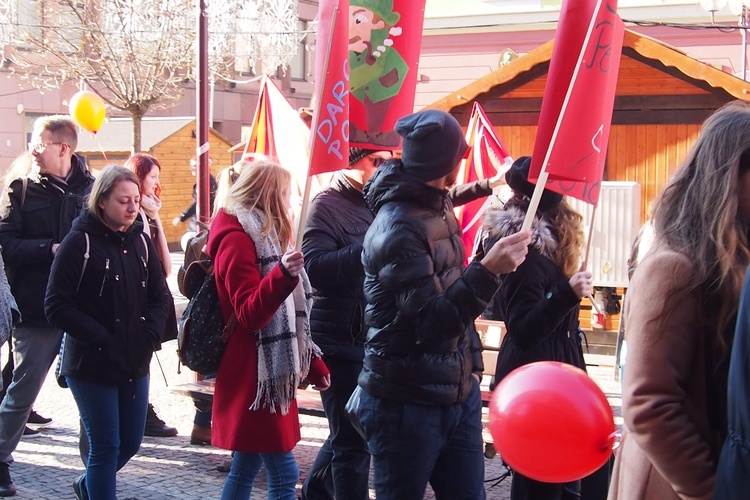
[348,0,426,150]
[529,0,624,205]
[458,102,513,262]
[309,0,350,175]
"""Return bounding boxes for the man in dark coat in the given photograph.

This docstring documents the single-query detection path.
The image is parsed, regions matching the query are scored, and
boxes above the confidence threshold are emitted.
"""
[0,115,94,496]
[355,109,531,499]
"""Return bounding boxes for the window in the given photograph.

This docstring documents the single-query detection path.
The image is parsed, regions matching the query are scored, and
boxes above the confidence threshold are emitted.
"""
[289,19,308,81]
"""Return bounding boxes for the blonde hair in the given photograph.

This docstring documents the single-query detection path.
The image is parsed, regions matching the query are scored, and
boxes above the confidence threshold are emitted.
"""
[212,160,251,218]
[546,199,585,277]
[652,100,750,353]
[87,165,140,224]
[219,160,293,248]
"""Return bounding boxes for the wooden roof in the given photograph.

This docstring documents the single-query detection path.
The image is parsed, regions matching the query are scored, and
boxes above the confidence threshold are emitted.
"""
[428,29,750,116]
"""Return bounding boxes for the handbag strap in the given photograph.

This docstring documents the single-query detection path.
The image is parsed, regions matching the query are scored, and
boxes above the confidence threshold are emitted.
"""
[220,313,238,343]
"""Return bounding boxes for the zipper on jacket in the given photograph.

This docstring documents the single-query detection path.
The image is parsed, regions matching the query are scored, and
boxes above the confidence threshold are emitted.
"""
[99,259,110,296]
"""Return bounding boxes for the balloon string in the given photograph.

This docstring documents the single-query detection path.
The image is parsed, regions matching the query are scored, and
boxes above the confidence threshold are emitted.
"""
[94,133,108,164]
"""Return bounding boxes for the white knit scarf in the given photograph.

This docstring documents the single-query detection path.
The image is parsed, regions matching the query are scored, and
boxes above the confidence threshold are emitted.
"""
[236,207,317,415]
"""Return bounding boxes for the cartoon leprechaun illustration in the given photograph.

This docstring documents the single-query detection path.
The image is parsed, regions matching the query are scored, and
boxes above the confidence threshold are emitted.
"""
[349,0,408,147]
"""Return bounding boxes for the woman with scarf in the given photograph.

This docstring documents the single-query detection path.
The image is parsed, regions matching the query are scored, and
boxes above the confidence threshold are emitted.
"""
[207,159,330,500]
[123,153,178,438]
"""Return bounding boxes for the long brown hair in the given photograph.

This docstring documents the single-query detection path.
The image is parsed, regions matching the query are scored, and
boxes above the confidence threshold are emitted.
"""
[652,101,750,352]
[546,200,585,277]
[218,159,293,248]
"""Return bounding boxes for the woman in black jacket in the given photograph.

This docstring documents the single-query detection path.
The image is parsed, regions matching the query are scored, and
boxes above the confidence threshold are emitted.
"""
[482,157,592,500]
[45,166,170,500]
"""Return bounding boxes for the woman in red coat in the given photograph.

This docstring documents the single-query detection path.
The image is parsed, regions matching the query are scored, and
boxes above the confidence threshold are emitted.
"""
[206,159,330,500]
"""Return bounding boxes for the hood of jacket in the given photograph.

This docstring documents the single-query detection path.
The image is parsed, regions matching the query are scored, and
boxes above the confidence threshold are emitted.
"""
[363,160,447,215]
[72,207,145,242]
[482,201,558,261]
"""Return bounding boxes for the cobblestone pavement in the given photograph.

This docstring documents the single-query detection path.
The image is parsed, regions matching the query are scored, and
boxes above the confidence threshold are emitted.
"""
[2,253,622,499]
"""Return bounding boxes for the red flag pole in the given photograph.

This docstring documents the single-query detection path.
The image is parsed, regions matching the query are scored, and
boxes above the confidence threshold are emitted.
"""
[521,0,606,233]
[294,6,339,251]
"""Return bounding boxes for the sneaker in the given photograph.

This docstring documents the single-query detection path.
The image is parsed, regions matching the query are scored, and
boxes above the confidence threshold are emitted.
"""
[72,473,88,500]
[143,404,178,437]
[21,426,40,439]
[27,410,52,426]
[0,462,15,497]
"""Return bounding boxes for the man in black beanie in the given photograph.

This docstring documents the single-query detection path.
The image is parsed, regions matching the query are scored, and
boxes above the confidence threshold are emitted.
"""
[355,109,532,499]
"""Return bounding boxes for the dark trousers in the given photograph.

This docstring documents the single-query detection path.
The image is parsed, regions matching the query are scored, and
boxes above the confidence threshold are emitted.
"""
[510,473,581,500]
[67,375,149,500]
[357,380,486,500]
[302,356,370,499]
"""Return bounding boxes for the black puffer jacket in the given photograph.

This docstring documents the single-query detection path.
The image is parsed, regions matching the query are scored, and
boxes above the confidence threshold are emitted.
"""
[360,161,499,406]
[482,202,585,385]
[302,173,372,360]
[0,154,94,326]
[44,210,171,385]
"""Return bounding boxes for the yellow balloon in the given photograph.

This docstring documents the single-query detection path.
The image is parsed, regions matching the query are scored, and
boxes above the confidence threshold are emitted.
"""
[68,91,106,134]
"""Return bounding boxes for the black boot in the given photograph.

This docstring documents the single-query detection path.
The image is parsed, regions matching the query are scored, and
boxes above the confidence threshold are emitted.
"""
[144,403,178,437]
[0,463,16,497]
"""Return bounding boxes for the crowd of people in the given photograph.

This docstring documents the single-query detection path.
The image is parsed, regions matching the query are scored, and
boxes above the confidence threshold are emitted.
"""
[0,102,746,499]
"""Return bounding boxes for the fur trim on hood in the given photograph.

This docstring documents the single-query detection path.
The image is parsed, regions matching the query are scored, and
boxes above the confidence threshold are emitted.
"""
[482,203,558,261]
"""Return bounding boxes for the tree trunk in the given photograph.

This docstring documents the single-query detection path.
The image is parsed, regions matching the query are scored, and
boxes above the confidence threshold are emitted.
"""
[132,113,143,153]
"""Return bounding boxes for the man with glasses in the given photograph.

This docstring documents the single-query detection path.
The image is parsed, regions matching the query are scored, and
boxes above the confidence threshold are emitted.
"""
[301,145,508,500]
[0,115,94,496]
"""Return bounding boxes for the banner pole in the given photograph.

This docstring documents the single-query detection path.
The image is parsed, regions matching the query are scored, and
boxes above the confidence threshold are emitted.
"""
[294,6,338,251]
[521,0,605,233]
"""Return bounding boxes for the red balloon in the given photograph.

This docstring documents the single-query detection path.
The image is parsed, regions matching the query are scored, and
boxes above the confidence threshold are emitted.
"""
[488,361,615,483]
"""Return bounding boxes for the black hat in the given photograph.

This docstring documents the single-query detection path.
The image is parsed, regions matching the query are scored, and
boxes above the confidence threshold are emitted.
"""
[395,110,469,182]
[505,156,563,212]
[349,147,378,166]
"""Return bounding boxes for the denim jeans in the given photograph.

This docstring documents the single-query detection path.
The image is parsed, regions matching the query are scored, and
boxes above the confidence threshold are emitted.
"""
[0,325,63,464]
[67,375,149,500]
[302,356,369,500]
[221,451,299,500]
[357,379,486,500]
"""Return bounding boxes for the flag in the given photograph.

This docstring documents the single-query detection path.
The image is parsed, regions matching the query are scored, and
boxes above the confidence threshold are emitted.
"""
[457,102,513,262]
[529,0,624,205]
[309,0,350,175]
[241,76,312,196]
[348,0,427,150]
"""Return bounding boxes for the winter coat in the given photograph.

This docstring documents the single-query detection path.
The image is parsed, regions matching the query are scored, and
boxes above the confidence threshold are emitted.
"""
[302,172,495,362]
[0,154,94,326]
[44,210,171,386]
[609,243,729,500]
[359,160,497,406]
[207,210,329,453]
[714,266,750,500]
[302,173,373,361]
[482,204,585,384]
[141,212,178,344]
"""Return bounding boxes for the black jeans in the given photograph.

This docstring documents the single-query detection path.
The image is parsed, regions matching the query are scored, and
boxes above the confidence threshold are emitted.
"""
[302,355,370,499]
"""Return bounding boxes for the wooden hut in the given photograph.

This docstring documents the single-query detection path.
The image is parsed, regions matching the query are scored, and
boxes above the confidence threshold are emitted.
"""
[428,31,750,346]
[76,117,233,248]
[428,29,750,223]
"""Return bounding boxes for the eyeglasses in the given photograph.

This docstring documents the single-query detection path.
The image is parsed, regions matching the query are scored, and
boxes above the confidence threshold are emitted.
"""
[369,156,389,168]
[28,142,63,154]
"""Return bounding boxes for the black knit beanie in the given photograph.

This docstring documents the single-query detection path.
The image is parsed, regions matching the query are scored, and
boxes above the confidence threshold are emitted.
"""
[395,110,468,182]
[505,156,563,212]
[349,147,378,166]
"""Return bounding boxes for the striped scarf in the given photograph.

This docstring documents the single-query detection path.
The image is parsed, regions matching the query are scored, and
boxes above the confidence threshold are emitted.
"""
[236,207,317,415]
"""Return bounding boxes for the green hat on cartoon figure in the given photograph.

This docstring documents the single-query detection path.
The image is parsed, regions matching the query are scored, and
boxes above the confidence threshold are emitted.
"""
[351,0,401,26]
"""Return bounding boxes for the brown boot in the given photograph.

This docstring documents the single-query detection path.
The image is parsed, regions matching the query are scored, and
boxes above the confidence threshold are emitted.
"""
[190,424,212,445]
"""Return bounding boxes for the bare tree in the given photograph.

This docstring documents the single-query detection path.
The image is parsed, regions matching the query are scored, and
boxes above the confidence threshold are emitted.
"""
[7,0,196,152]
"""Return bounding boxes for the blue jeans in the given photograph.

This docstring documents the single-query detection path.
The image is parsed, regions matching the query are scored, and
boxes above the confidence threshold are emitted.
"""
[357,380,486,499]
[302,356,369,499]
[67,375,149,500]
[0,325,63,463]
[221,451,299,500]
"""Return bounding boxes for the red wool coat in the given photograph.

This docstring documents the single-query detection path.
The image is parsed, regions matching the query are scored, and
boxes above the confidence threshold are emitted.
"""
[206,210,329,453]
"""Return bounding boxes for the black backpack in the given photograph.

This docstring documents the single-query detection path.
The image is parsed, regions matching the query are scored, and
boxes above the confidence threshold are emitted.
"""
[177,230,237,375]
